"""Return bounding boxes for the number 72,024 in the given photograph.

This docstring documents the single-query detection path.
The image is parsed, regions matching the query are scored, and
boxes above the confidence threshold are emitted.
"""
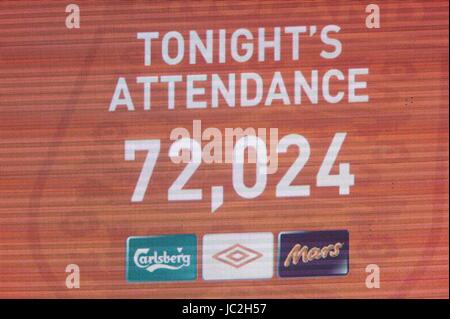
[124,132,354,213]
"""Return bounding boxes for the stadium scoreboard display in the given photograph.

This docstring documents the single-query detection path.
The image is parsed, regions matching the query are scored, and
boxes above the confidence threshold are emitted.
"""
[0,0,448,299]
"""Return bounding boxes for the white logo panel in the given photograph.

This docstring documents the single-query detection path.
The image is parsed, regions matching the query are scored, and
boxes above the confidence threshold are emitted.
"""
[202,232,274,280]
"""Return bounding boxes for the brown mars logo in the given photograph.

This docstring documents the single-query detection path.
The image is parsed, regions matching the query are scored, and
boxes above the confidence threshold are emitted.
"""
[284,242,344,267]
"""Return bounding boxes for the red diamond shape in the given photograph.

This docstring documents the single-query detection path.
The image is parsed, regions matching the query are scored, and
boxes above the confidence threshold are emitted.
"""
[213,244,263,268]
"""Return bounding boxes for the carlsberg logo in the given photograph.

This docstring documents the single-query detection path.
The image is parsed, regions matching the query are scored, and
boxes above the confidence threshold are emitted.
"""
[134,247,191,272]
[126,234,197,282]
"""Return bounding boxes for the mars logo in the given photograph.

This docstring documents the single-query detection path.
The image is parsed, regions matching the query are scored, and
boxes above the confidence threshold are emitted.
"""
[213,244,263,268]
[203,232,274,280]
[126,234,197,282]
[278,230,349,278]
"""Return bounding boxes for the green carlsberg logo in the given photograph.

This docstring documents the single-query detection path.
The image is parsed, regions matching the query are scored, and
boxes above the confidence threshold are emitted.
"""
[126,234,197,282]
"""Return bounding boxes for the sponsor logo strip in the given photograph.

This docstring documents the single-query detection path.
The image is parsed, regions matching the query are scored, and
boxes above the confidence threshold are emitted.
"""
[125,230,350,283]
